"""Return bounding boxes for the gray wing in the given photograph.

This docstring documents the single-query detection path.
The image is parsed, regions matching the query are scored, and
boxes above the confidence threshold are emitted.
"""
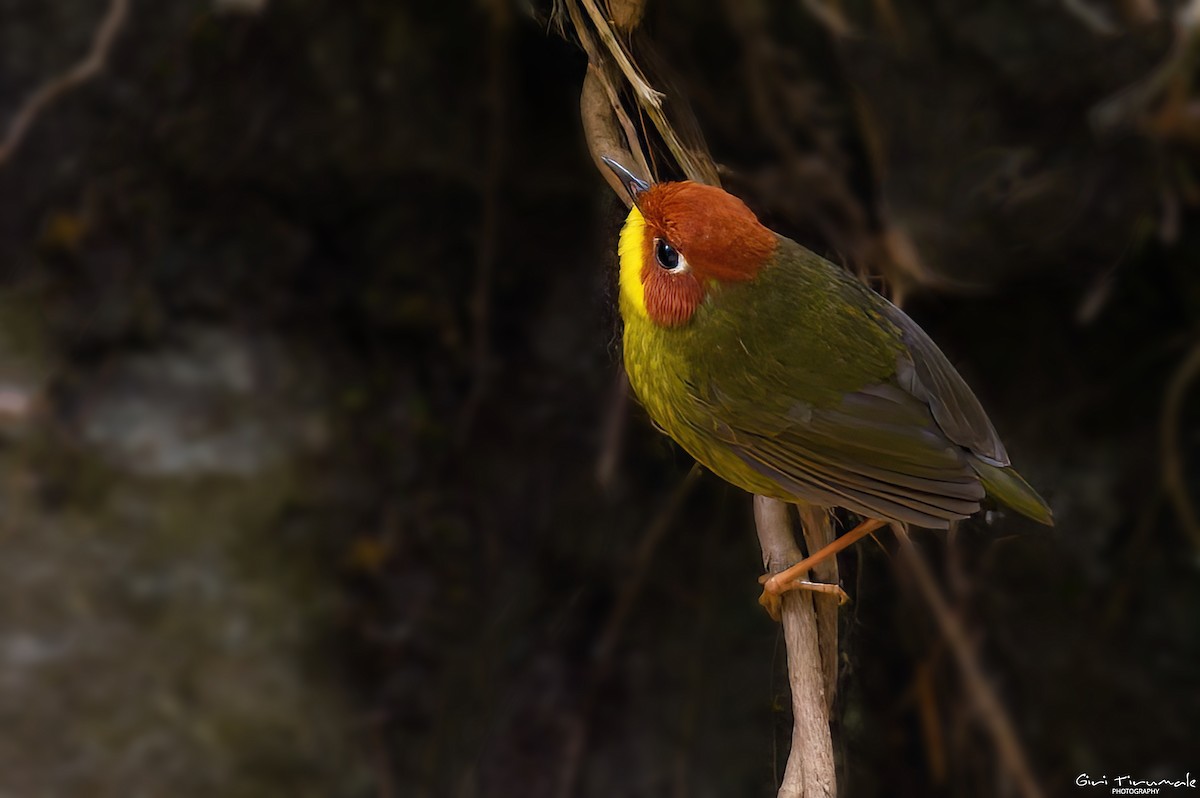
[882,298,1009,466]
[722,382,987,528]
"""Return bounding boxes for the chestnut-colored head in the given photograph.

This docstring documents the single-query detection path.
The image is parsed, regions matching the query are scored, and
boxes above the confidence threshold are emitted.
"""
[617,181,776,328]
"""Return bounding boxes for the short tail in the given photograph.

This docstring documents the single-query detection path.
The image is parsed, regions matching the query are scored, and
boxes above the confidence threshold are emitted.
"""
[969,457,1054,526]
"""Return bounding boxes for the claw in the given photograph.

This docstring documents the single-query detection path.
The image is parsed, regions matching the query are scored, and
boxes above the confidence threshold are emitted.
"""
[757,573,850,620]
[758,589,782,622]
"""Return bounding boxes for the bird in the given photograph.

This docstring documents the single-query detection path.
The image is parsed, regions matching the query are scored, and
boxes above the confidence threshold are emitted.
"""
[601,157,1052,617]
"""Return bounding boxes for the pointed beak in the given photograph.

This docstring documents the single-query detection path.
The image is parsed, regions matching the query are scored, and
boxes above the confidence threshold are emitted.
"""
[601,156,651,202]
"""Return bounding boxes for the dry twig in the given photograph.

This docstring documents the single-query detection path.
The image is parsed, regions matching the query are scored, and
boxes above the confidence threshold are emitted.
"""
[595,370,630,489]
[566,0,719,184]
[799,0,854,37]
[457,0,511,443]
[577,0,663,111]
[581,66,650,204]
[1061,0,1119,35]
[893,525,1045,798]
[0,0,131,169]
[555,465,702,798]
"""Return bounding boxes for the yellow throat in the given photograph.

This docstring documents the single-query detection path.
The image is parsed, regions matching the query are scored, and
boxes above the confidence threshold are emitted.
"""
[617,205,648,321]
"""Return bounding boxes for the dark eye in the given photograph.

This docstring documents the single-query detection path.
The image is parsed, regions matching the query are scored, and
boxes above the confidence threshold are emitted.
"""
[655,238,680,271]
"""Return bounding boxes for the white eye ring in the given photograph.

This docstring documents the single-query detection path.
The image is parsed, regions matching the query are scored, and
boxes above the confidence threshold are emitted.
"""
[654,237,689,274]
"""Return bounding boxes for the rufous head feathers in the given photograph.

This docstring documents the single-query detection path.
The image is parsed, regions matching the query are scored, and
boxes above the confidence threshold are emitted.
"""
[616,180,776,328]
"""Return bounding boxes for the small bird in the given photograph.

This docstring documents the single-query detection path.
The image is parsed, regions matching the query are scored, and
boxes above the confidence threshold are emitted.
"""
[602,158,1052,615]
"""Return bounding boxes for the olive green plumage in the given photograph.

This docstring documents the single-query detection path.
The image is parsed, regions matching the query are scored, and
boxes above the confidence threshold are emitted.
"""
[621,236,1053,528]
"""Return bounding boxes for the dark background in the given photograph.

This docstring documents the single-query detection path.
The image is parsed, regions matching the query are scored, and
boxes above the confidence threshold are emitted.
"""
[0,1,1197,796]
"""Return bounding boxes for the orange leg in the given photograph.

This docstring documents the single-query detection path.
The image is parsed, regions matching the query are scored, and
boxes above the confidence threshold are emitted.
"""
[757,518,887,620]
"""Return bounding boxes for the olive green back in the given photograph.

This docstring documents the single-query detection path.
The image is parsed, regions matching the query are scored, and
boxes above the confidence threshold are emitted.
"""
[621,237,1052,527]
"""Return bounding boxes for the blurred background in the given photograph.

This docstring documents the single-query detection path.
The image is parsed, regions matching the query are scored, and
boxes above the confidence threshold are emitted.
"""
[1,1,1198,796]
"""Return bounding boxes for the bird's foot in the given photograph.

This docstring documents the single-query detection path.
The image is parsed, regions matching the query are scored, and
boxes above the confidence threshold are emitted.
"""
[754,516,884,620]
[757,572,850,622]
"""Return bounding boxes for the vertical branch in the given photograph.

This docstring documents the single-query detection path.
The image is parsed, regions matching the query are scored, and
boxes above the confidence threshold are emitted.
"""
[795,504,839,713]
[755,497,837,798]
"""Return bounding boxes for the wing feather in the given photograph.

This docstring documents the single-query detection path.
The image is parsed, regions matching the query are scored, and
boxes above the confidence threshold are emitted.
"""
[683,238,1013,526]
[704,381,986,527]
[882,299,1009,465]
[732,441,960,528]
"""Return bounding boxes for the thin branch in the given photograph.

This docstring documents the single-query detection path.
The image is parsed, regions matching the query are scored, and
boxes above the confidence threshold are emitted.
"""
[1090,3,1198,135]
[892,525,1045,798]
[595,370,630,489]
[595,465,702,665]
[1116,0,1159,25]
[578,0,663,110]
[0,0,131,168]
[1162,338,1200,552]
[799,0,855,37]
[574,0,719,184]
[581,65,650,204]
[914,653,948,784]
[755,497,836,798]
[555,465,702,798]
[457,0,510,443]
[1061,0,1119,35]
